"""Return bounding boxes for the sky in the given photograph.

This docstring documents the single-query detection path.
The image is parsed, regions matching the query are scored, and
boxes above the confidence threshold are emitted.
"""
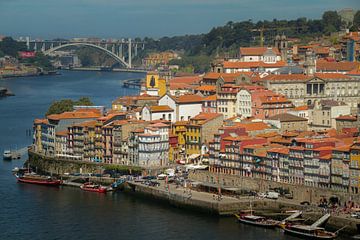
[0,0,359,39]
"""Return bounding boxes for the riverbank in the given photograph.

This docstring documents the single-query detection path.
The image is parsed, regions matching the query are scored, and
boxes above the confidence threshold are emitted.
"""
[64,67,147,73]
[27,150,360,236]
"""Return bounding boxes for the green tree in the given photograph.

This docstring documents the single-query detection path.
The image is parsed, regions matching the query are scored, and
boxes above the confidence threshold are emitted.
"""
[46,97,93,116]
[0,37,27,57]
[75,97,93,106]
[21,52,54,71]
[352,11,360,30]
[322,11,342,34]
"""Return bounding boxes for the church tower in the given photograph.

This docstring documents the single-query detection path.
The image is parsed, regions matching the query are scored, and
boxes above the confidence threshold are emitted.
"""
[303,50,316,76]
[274,33,288,61]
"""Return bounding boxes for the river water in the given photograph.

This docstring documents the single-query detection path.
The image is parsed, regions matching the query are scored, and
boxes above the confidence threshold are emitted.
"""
[0,71,309,239]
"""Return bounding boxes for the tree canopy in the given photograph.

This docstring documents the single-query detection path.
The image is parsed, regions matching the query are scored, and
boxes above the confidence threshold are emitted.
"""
[0,37,27,57]
[46,97,94,116]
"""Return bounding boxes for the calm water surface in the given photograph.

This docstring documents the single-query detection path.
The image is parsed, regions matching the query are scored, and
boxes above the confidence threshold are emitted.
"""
[0,71,305,239]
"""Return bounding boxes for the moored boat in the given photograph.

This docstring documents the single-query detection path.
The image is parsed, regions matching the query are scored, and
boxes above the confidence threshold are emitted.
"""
[80,182,107,193]
[3,150,12,160]
[15,173,62,186]
[283,224,337,239]
[235,211,278,228]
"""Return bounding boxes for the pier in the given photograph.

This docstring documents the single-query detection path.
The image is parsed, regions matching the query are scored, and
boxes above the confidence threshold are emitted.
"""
[122,78,144,88]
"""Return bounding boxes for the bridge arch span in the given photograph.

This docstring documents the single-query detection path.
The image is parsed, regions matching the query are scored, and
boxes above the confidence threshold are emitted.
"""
[44,42,130,68]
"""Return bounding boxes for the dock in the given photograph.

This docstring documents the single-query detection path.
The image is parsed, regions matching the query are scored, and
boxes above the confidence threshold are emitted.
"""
[122,78,143,88]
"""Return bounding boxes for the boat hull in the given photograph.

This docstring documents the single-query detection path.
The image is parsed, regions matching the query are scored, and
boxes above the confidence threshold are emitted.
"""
[235,214,278,228]
[284,227,337,239]
[17,177,62,186]
[80,186,107,193]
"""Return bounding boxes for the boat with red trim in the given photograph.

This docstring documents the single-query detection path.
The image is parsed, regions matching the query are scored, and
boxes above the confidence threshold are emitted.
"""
[15,173,62,186]
[80,182,107,193]
[235,210,279,228]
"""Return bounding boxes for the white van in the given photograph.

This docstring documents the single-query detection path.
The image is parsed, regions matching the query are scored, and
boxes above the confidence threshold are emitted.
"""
[265,191,279,199]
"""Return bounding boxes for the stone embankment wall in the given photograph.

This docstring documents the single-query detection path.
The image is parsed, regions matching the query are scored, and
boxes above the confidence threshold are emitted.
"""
[189,170,360,204]
[28,151,104,175]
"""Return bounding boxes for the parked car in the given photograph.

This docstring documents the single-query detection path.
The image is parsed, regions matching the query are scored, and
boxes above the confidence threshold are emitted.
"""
[265,191,279,200]
[300,201,310,206]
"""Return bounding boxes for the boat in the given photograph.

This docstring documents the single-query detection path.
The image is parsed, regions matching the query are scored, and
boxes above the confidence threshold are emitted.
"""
[3,150,12,160]
[283,224,337,239]
[80,182,107,193]
[15,173,62,186]
[235,210,278,228]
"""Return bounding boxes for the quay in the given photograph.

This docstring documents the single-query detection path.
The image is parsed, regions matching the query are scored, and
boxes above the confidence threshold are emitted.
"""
[68,67,147,73]
[125,180,360,236]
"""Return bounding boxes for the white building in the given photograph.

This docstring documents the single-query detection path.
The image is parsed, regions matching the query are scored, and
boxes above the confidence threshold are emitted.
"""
[138,123,169,167]
[158,93,203,121]
[239,47,282,62]
[141,105,174,122]
[236,89,252,118]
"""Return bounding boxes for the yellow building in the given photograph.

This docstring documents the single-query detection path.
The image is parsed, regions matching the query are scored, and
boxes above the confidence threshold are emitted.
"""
[172,121,188,160]
[185,113,224,162]
[145,72,167,97]
[350,142,360,194]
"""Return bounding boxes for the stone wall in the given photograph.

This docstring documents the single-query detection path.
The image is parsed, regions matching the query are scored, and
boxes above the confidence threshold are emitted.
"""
[189,170,360,204]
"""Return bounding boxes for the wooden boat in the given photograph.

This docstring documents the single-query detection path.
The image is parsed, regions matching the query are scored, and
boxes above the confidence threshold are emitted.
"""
[283,224,337,239]
[235,211,278,228]
[3,150,12,160]
[80,182,107,193]
[16,173,62,186]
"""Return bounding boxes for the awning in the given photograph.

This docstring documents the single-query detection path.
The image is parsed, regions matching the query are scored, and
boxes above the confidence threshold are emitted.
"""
[188,154,200,160]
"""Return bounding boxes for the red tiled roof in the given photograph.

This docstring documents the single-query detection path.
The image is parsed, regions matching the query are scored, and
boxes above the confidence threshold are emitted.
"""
[293,105,308,111]
[336,115,357,121]
[149,105,174,113]
[195,85,216,92]
[48,111,101,121]
[34,118,49,124]
[240,47,280,56]
[203,94,217,101]
[317,60,360,72]
[175,94,203,103]
[223,61,286,69]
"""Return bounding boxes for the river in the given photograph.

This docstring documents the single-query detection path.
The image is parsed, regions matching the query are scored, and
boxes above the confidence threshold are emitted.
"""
[0,71,306,239]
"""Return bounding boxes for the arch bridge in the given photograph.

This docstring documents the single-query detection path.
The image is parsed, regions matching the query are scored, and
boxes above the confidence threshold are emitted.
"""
[22,38,145,69]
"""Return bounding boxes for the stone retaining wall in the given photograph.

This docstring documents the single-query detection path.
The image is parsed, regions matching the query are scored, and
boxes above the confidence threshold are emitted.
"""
[189,170,360,204]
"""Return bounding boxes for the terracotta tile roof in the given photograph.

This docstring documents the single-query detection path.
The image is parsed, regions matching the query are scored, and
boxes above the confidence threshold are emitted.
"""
[267,147,289,155]
[175,94,203,103]
[75,120,98,128]
[149,122,169,128]
[315,73,351,79]
[333,144,351,152]
[336,115,357,121]
[233,122,270,132]
[174,121,189,126]
[267,113,307,122]
[256,132,279,138]
[97,112,126,122]
[293,105,308,111]
[223,61,286,69]
[191,113,222,123]
[195,85,216,92]
[170,76,202,84]
[253,73,351,82]
[203,94,217,101]
[202,72,244,80]
[169,82,191,90]
[148,105,174,113]
[317,60,360,72]
[47,111,102,121]
[319,154,332,160]
[240,47,280,56]
[55,130,68,136]
[34,118,49,124]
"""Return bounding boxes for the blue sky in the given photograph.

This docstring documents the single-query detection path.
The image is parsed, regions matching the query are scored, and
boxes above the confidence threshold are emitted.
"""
[0,0,358,39]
